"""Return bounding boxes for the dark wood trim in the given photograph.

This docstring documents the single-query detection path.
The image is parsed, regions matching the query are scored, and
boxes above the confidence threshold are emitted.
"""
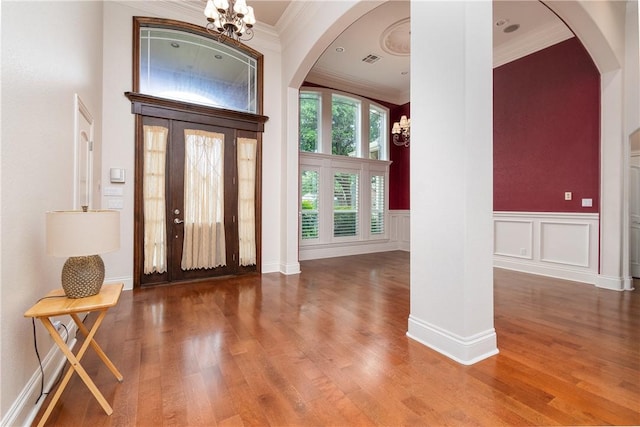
[125,92,268,133]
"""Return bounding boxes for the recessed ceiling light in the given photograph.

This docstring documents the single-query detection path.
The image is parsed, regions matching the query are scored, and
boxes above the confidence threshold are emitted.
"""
[214,54,223,59]
[335,47,345,53]
[401,71,408,75]
[495,19,508,27]
[170,42,180,48]
[503,24,520,33]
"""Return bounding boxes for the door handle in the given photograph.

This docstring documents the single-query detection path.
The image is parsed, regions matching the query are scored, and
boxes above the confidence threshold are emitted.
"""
[174,218,184,224]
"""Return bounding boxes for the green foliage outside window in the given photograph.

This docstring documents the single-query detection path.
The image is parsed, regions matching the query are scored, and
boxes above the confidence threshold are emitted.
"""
[299,93,319,152]
[332,97,358,156]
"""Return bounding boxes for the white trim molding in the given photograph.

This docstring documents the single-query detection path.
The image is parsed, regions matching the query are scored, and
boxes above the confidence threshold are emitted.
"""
[493,211,600,285]
[407,315,499,366]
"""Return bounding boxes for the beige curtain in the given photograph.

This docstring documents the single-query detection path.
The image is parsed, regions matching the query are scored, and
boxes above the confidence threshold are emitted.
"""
[143,125,168,274]
[182,129,226,270]
[237,138,257,266]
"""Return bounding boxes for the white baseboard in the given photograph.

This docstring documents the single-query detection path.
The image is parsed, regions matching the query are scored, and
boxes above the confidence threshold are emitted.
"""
[494,258,600,285]
[299,240,400,261]
[106,275,134,291]
[407,315,499,365]
[279,262,301,275]
[596,274,625,291]
[2,321,78,427]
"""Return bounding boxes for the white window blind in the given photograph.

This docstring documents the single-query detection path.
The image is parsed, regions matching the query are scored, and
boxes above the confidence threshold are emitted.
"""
[301,170,319,240]
[371,174,385,235]
[333,172,359,237]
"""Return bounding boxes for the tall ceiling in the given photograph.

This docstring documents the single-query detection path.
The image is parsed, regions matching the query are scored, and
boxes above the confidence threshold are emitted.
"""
[185,1,574,105]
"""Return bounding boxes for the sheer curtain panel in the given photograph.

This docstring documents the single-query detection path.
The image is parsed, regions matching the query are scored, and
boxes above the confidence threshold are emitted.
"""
[182,129,226,270]
[143,125,168,274]
[237,137,257,266]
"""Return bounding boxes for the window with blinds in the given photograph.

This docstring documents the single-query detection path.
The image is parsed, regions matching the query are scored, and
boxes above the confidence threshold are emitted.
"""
[371,175,385,235]
[301,169,319,240]
[334,172,359,237]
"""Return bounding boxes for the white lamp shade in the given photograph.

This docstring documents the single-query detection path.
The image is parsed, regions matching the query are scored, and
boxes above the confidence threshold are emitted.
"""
[46,210,120,257]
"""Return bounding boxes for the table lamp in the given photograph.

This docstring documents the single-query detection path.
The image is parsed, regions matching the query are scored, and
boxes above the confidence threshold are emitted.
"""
[46,208,120,298]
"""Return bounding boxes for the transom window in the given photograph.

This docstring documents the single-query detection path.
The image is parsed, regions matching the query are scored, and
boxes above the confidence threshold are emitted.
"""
[134,18,262,114]
[299,88,388,160]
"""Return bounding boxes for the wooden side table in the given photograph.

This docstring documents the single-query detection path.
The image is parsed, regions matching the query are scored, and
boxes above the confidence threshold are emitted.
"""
[24,283,124,427]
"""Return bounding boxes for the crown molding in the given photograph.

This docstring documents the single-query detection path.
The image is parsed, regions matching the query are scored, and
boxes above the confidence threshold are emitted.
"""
[306,69,408,105]
[493,20,574,68]
[115,0,281,52]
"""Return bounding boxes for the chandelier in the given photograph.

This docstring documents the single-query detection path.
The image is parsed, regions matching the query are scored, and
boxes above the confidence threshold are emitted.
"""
[392,115,410,147]
[204,0,256,43]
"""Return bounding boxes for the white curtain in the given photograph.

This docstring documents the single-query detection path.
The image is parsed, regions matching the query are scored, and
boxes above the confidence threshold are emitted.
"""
[143,125,168,274]
[182,129,226,270]
[237,138,257,266]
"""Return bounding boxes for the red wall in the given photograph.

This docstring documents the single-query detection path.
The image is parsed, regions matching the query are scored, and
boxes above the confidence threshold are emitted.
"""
[389,103,410,209]
[493,37,600,212]
[306,38,600,213]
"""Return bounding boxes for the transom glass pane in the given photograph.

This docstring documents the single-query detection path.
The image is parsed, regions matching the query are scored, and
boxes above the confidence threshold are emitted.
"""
[299,92,321,153]
[332,95,359,157]
[139,28,257,113]
[369,106,386,160]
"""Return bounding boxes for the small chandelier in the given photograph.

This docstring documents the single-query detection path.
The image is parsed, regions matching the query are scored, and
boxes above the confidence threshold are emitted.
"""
[392,115,410,147]
[204,0,256,43]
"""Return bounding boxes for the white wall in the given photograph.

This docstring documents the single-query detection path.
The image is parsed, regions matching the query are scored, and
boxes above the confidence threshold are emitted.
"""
[0,1,104,424]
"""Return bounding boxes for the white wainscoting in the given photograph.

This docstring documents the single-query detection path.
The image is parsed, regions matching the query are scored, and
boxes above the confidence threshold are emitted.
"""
[298,210,410,260]
[493,211,600,284]
[389,210,410,251]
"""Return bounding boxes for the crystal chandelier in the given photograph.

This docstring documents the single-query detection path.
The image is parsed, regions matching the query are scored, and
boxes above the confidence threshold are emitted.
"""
[392,115,410,147]
[204,0,256,43]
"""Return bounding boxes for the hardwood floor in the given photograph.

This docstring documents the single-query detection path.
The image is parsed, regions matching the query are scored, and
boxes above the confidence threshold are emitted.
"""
[34,252,640,426]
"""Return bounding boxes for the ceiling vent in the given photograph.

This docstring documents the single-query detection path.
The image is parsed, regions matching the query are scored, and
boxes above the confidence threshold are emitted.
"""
[361,54,381,64]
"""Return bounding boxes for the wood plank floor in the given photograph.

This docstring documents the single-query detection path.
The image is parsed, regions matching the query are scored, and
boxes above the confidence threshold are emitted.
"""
[34,252,640,426]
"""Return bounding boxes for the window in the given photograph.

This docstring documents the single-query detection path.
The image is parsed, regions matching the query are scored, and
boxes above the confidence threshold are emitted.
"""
[370,175,385,235]
[332,95,360,157]
[301,169,320,240]
[134,18,262,115]
[299,92,321,153]
[333,172,359,237]
[369,106,386,160]
[299,88,388,160]
[299,88,389,250]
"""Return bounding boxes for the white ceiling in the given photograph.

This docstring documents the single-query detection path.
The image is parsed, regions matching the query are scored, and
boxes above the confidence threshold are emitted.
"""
[186,1,574,105]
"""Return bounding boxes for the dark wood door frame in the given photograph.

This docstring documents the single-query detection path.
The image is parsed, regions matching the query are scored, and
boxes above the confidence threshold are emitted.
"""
[126,92,267,287]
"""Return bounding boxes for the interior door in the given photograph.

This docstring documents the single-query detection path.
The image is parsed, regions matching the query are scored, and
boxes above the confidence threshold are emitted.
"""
[630,165,640,278]
[139,117,239,286]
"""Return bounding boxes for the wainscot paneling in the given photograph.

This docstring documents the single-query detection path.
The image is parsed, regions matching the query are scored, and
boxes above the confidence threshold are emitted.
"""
[493,211,599,284]
[389,210,410,251]
[298,210,410,261]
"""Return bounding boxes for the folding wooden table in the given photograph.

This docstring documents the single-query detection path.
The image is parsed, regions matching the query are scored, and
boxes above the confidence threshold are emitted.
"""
[24,283,124,427]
